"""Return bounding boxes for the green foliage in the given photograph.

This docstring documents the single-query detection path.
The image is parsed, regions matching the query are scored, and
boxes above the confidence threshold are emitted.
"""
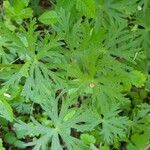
[98,104,131,144]
[39,10,58,25]
[0,95,13,122]
[14,94,99,150]
[4,132,25,149]
[0,0,150,149]
[80,134,96,145]
[76,0,96,18]
[3,0,33,30]
[0,138,5,150]
[4,0,33,21]
[127,131,150,150]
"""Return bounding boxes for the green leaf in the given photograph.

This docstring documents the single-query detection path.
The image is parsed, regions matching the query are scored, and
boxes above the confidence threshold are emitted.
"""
[130,70,146,87]
[0,139,5,150]
[14,95,98,150]
[38,10,58,25]
[4,133,17,145]
[4,0,33,22]
[133,103,150,130]
[97,104,131,144]
[127,131,150,150]
[80,134,96,145]
[1,1,150,149]
[0,96,13,122]
[63,109,76,121]
[100,145,110,150]
[76,0,96,18]
[14,140,26,149]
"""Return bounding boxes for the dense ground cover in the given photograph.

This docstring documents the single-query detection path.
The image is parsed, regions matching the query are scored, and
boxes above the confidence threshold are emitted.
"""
[0,0,150,149]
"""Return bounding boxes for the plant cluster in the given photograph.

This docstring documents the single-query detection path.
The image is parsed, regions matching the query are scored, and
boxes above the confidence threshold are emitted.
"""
[0,0,150,150]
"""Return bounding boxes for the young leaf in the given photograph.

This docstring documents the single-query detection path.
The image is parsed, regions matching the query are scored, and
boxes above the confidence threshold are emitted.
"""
[39,10,58,25]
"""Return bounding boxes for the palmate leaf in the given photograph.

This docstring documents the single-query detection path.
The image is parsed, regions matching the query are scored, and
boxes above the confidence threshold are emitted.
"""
[133,103,150,131]
[92,89,131,144]
[0,20,35,58]
[56,0,96,18]
[22,61,65,101]
[66,46,146,99]
[0,0,150,149]
[96,0,139,27]
[4,61,30,89]
[95,103,131,144]
[105,23,143,62]
[97,54,146,89]
[52,8,71,34]
[14,94,99,150]
[0,20,65,101]
[0,19,63,62]
[61,14,146,97]
[2,60,65,102]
